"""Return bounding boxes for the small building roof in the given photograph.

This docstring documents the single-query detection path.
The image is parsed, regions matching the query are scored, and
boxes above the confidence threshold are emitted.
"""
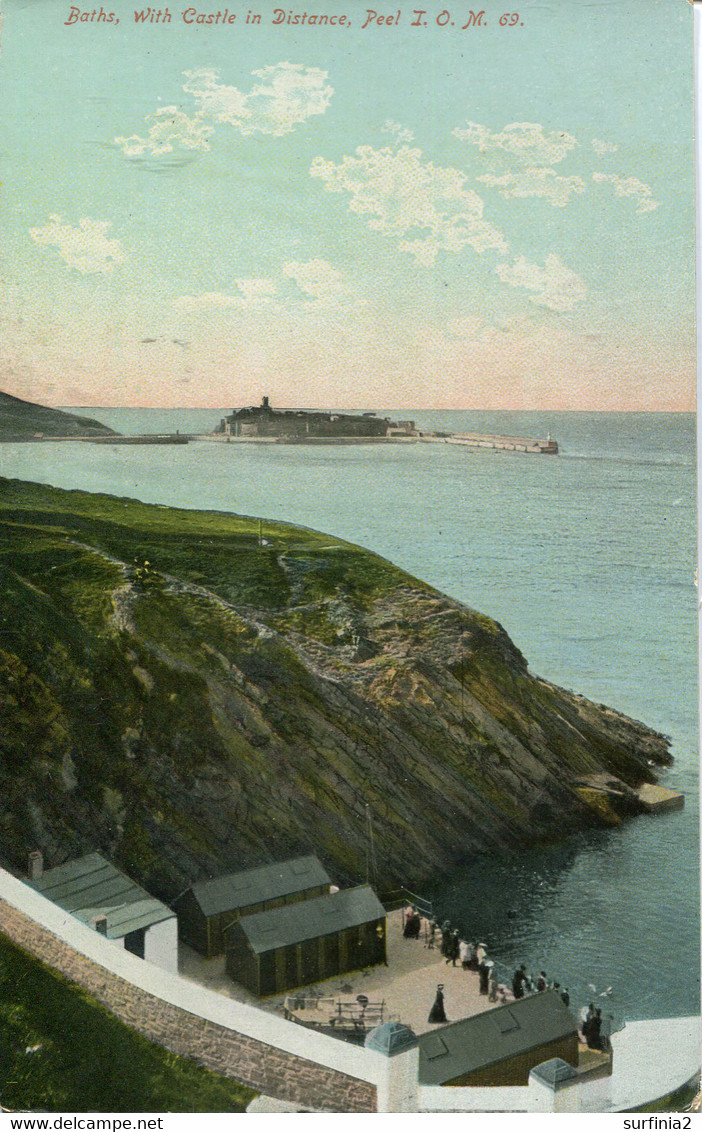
[418,992,578,1085]
[230,885,385,955]
[365,1022,418,1057]
[181,855,331,918]
[530,1057,578,1087]
[28,852,174,939]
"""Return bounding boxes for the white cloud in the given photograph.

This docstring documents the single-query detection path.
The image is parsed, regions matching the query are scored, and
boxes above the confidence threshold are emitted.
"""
[478,167,586,208]
[173,279,277,311]
[114,107,213,158]
[310,144,508,266]
[173,292,241,312]
[592,172,659,213]
[495,254,586,312]
[29,216,125,275]
[282,259,343,299]
[235,278,278,303]
[452,122,578,166]
[592,139,619,155]
[381,120,415,145]
[182,62,333,136]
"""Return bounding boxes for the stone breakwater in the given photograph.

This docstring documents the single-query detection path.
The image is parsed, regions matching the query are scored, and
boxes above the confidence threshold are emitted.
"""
[419,432,559,454]
[199,431,559,452]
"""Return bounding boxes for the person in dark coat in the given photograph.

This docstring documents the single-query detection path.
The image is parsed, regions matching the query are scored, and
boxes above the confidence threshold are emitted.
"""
[440,922,452,958]
[428,983,447,1024]
[403,907,419,939]
[446,929,460,966]
[512,964,527,999]
[560,987,570,1008]
[588,1008,603,1050]
[478,958,492,995]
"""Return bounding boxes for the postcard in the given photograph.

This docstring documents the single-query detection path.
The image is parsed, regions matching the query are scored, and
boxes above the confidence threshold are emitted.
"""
[0,0,698,1118]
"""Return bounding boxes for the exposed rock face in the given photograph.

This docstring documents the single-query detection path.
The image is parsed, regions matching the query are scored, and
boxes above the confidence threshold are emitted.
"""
[0,477,670,901]
[0,390,116,439]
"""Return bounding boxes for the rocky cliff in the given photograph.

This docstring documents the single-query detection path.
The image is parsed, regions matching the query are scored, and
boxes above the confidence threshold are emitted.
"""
[0,476,670,899]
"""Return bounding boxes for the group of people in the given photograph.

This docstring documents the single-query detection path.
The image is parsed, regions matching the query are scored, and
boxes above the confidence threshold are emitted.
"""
[403,910,508,1008]
[511,964,571,1008]
[404,906,609,1041]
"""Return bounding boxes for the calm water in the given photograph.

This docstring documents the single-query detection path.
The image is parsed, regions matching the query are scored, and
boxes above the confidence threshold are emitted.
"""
[1,409,698,1022]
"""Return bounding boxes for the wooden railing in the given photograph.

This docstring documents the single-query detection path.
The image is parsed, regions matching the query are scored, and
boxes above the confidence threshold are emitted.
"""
[379,888,434,919]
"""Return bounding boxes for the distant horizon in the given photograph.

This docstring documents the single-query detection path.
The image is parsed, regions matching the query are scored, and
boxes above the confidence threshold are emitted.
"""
[2,2,694,415]
[55,400,695,415]
[6,384,696,414]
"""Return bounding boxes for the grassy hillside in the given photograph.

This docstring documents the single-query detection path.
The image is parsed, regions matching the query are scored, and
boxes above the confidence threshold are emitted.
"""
[0,933,254,1112]
[0,475,670,899]
[0,391,116,439]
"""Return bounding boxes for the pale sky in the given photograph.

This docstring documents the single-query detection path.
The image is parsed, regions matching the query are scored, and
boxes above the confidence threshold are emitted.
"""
[1,0,695,410]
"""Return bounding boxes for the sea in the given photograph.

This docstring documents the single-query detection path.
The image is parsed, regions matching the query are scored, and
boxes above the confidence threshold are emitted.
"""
[0,408,698,1025]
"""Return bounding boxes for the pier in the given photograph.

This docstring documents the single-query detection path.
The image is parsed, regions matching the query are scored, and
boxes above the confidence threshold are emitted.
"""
[419,431,559,455]
[198,430,559,453]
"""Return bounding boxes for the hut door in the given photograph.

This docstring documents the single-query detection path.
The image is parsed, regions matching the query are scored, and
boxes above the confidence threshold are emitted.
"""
[284,944,299,989]
[322,933,339,980]
[259,951,276,996]
[124,928,145,958]
[300,938,319,985]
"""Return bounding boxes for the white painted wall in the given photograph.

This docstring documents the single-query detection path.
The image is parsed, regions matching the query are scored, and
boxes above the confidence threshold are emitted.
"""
[0,868,386,1088]
[143,916,178,975]
[419,1084,531,1112]
[375,1047,419,1113]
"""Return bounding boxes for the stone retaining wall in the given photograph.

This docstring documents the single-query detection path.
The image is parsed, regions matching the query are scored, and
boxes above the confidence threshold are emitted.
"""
[0,900,376,1113]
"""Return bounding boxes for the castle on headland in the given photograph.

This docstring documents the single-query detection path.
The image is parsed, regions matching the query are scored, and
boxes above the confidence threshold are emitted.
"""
[215,397,416,439]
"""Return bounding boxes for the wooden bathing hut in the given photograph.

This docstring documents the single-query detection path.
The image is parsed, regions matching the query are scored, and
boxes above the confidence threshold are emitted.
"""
[418,992,579,1087]
[27,851,178,973]
[224,884,387,997]
[173,855,331,957]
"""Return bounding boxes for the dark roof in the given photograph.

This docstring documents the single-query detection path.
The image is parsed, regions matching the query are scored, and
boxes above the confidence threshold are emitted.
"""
[418,992,578,1085]
[230,885,385,954]
[28,852,174,939]
[180,855,331,918]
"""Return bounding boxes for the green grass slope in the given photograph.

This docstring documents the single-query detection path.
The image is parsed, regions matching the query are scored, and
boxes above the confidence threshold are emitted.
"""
[0,476,670,898]
[0,933,254,1112]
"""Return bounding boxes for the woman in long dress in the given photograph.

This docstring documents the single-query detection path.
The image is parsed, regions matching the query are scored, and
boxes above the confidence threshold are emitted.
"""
[428,983,447,1024]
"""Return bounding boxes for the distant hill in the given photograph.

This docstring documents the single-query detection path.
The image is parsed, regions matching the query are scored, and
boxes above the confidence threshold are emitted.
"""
[0,391,117,439]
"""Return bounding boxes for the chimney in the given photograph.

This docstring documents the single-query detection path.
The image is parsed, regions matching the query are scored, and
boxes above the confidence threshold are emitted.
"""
[27,850,44,880]
[92,915,108,935]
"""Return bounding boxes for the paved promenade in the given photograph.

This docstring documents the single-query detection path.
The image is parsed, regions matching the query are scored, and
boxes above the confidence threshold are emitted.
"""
[180,909,510,1034]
